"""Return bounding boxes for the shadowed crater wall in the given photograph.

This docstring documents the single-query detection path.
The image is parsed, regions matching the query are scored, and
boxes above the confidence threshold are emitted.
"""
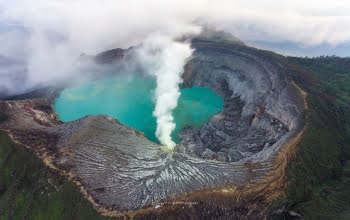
[179,40,304,162]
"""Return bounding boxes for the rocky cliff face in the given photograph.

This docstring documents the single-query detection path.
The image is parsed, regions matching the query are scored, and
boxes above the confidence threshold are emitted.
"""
[180,39,305,163]
[0,38,306,217]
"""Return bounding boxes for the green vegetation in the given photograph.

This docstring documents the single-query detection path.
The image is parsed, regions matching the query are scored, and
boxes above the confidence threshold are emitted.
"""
[0,130,116,220]
[0,113,8,124]
[268,55,350,219]
[288,56,350,107]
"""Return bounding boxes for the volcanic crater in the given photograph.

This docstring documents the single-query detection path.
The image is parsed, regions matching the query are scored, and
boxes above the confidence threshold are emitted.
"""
[0,37,306,217]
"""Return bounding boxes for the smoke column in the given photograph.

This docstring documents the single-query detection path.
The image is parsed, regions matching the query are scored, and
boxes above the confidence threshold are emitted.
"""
[137,35,193,150]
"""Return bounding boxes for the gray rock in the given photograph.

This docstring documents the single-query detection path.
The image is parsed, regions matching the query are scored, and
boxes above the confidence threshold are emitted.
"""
[180,39,305,162]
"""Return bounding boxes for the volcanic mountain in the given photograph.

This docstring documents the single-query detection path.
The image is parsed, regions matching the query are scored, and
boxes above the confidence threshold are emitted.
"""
[0,36,307,219]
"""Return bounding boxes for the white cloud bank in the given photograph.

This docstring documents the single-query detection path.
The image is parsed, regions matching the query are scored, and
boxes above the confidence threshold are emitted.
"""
[0,0,349,61]
[1,0,350,53]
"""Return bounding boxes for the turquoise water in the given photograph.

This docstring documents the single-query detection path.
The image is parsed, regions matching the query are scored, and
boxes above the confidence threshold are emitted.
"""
[54,74,223,143]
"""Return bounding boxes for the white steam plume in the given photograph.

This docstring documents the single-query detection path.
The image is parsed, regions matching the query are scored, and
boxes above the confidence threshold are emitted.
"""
[137,35,193,149]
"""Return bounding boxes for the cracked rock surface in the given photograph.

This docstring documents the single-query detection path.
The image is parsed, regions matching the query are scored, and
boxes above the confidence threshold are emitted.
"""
[180,39,304,162]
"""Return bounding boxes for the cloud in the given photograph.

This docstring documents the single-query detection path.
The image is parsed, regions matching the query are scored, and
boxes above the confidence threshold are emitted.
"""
[0,0,350,95]
[2,0,349,49]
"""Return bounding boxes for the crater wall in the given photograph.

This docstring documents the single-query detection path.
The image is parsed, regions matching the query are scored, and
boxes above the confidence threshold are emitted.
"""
[0,39,306,214]
[180,40,305,162]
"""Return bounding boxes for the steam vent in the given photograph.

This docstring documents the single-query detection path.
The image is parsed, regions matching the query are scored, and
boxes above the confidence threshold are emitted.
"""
[0,38,306,218]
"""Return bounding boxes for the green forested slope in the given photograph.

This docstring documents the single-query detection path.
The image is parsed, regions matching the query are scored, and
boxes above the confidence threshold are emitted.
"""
[268,56,350,219]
